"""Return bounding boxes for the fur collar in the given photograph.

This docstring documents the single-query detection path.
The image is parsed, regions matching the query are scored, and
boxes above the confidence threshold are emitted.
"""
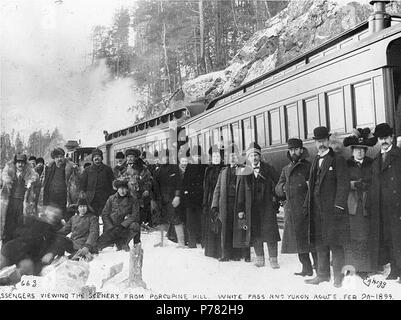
[2,160,38,188]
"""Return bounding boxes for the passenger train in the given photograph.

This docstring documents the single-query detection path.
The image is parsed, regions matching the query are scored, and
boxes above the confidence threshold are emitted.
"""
[97,1,401,172]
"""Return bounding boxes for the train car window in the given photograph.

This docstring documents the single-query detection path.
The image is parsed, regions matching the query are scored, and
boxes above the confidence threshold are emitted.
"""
[221,125,229,149]
[269,109,281,145]
[242,118,252,149]
[285,104,300,139]
[212,128,219,146]
[204,131,211,156]
[254,114,266,147]
[326,89,346,133]
[352,81,375,128]
[303,97,320,139]
[230,122,242,150]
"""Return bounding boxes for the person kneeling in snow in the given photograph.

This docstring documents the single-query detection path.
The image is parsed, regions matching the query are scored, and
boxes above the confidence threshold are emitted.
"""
[0,206,62,286]
[97,180,140,252]
[51,198,99,261]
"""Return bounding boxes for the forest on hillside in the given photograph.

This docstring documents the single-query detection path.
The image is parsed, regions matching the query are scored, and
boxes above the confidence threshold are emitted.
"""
[91,0,289,118]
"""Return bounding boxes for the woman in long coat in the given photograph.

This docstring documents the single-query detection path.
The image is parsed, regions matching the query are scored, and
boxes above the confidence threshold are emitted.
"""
[275,140,316,276]
[203,145,224,259]
[343,129,377,276]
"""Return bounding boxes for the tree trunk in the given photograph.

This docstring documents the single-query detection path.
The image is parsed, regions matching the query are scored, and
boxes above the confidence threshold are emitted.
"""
[160,1,172,94]
[212,0,222,70]
[199,0,206,74]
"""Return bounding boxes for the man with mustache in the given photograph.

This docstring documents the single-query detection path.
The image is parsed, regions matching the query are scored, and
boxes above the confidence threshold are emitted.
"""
[368,123,401,283]
[41,148,75,221]
[80,149,115,217]
[304,127,350,288]
[275,138,317,276]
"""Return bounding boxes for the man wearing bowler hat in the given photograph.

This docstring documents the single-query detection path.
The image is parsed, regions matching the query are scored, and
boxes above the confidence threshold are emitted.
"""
[304,126,350,287]
[275,138,317,276]
[368,123,401,283]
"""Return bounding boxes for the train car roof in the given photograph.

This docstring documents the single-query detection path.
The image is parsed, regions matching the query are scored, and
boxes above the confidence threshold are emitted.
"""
[205,15,401,111]
[103,100,207,143]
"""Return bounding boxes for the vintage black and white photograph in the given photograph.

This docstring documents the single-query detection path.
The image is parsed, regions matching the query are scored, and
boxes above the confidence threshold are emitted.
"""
[1,0,401,304]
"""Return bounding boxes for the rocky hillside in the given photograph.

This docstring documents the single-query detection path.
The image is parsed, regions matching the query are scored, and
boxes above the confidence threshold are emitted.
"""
[167,0,400,109]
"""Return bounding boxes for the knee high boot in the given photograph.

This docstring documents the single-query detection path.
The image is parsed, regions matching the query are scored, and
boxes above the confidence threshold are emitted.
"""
[174,224,186,248]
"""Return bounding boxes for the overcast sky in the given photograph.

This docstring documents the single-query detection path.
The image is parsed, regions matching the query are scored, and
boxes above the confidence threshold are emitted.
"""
[0,0,138,146]
[0,0,368,147]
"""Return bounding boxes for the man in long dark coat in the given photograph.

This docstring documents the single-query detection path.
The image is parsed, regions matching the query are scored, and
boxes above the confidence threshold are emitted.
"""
[275,138,317,276]
[368,123,401,283]
[212,143,249,262]
[41,148,75,220]
[236,142,280,268]
[182,145,207,248]
[80,149,114,217]
[304,127,350,288]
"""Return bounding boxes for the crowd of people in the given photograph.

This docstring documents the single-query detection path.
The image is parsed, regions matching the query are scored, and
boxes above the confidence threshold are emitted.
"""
[0,122,400,289]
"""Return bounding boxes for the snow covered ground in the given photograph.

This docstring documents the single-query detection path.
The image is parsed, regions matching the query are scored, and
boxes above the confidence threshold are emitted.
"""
[1,229,400,300]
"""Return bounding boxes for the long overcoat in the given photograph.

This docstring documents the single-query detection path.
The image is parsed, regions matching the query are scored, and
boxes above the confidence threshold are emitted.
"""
[234,161,280,248]
[367,146,401,269]
[80,163,115,203]
[211,165,242,252]
[0,161,38,240]
[303,148,350,246]
[275,150,314,253]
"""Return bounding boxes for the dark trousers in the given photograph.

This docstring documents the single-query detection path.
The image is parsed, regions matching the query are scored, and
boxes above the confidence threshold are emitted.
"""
[253,238,278,258]
[97,225,140,250]
[47,192,67,219]
[91,198,108,217]
[316,244,345,280]
[3,198,24,244]
[298,252,318,270]
[186,207,202,247]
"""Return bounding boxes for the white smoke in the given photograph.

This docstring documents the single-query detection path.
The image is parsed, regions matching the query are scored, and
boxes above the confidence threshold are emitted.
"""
[0,0,142,147]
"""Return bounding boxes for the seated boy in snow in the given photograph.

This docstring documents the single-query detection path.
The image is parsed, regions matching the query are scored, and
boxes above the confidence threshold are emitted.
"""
[52,198,99,261]
[97,180,140,252]
[0,206,62,286]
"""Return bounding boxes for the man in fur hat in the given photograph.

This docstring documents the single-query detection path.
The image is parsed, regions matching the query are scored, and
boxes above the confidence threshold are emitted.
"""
[97,180,140,251]
[236,142,281,268]
[276,138,317,276]
[304,126,350,288]
[1,153,38,244]
[40,148,76,221]
[368,123,401,283]
[118,148,153,226]
[113,151,126,178]
[80,148,114,217]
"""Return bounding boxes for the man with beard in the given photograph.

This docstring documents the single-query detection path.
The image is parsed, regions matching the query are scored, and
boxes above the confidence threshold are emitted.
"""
[275,139,317,276]
[368,123,401,283]
[1,154,38,244]
[118,149,152,225]
[182,145,207,248]
[113,151,126,178]
[41,148,75,221]
[304,127,350,288]
[35,158,45,178]
[80,149,114,217]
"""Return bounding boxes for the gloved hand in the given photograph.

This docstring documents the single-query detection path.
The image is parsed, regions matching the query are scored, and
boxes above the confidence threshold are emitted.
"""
[334,206,345,215]
[172,196,180,208]
[76,246,89,257]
